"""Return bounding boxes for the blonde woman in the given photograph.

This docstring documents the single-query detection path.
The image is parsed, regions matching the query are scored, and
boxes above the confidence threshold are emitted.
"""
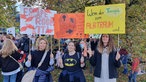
[26,37,54,82]
[0,39,24,82]
[88,34,121,82]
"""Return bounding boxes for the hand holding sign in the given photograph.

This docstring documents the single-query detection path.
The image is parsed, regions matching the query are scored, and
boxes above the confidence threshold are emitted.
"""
[80,56,84,63]
[80,56,85,67]
[50,53,54,59]
[87,48,93,58]
[58,56,64,68]
[28,54,32,61]
[116,52,121,61]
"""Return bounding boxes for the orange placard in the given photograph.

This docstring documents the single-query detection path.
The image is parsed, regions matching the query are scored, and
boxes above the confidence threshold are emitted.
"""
[54,13,89,39]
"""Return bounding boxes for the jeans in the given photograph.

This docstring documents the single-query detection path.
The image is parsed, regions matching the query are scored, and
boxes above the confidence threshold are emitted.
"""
[16,70,23,82]
[121,55,128,74]
[128,71,138,82]
[3,73,17,82]
[122,64,128,74]
[34,75,47,82]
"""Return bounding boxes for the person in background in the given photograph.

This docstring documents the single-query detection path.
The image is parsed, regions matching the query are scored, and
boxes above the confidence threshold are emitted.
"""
[128,57,140,82]
[80,40,88,57]
[88,34,121,82]
[17,34,32,55]
[119,48,128,74]
[90,38,98,51]
[0,39,25,82]
[25,37,54,82]
[58,41,86,82]
[75,40,82,53]
[1,34,25,82]
[105,0,111,4]
[119,48,129,74]
[55,49,64,68]
[2,34,11,41]
[0,34,13,49]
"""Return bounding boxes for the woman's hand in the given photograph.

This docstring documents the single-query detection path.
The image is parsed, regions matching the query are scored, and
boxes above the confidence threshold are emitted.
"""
[20,51,24,54]
[116,52,121,61]
[25,54,31,67]
[58,57,64,68]
[80,56,85,67]
[28,54,32,61]
[87,48,93,58]
[50,53,54,65]
[80,56,84,63]
[50,53,54,59]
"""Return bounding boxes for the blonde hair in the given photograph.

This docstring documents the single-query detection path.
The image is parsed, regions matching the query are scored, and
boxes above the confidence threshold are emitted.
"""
[35,37,48,51]
[0,39,18,58]
[97,34,115,54]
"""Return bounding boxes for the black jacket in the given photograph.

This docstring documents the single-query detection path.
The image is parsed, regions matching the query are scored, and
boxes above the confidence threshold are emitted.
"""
[18,37,32,53]
[0,51,21,72]
[31,50,51,71]
[90,40,98,51]
[89,49,121,79]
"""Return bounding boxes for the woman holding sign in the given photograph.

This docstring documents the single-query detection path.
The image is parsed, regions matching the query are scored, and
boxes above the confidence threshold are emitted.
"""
[88,34,121,82]
[25,37,54,82]
[58,41,86,82]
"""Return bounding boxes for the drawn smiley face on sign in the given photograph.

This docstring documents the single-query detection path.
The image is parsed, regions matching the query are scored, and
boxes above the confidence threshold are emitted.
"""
[59,14,76,35]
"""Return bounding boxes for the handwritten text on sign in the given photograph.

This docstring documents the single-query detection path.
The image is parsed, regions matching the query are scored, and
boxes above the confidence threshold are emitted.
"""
[85,4,125,34]
[20,6,57,35]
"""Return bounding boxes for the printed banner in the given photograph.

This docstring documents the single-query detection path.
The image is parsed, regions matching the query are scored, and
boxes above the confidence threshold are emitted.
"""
[20,6,57,35]
[85,4,125,34]
[54,13,89,39]
[7,27,15,37]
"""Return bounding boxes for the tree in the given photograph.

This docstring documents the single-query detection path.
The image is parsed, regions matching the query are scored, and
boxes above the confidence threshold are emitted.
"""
[1,0,146,58]
[0,0,19,28]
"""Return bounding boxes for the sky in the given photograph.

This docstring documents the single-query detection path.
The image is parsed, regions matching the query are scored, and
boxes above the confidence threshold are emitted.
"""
[15,1,22,12]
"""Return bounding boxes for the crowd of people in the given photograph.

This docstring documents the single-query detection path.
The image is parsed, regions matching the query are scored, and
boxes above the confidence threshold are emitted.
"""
[0,32,144,82]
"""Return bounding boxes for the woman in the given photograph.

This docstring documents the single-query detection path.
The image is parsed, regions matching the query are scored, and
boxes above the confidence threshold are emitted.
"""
[0,39,25,82]
[128,57,140,82]
[88,34,121,82]
[58,41,86,82]
[25,37,54,82]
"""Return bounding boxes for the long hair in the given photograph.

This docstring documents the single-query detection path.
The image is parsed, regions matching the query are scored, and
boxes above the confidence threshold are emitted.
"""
[97,34,115,54]
[0,39,18,58]
[35,37,49,51]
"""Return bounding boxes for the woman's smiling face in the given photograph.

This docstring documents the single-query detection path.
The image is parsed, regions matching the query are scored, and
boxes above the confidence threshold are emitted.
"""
[38,40,47,51]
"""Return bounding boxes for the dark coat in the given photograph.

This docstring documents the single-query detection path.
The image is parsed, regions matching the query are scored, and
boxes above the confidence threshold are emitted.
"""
[89,49,121,79]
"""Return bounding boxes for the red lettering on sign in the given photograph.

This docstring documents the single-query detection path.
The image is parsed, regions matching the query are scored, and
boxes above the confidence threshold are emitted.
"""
[86,22,96,29]
[98,21,113,28]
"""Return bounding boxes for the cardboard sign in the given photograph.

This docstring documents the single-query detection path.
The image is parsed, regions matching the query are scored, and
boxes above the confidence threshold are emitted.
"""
[20,6,57,35]
[85,4,125,34]
[7,27,15,37]
[54,13,88,39]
